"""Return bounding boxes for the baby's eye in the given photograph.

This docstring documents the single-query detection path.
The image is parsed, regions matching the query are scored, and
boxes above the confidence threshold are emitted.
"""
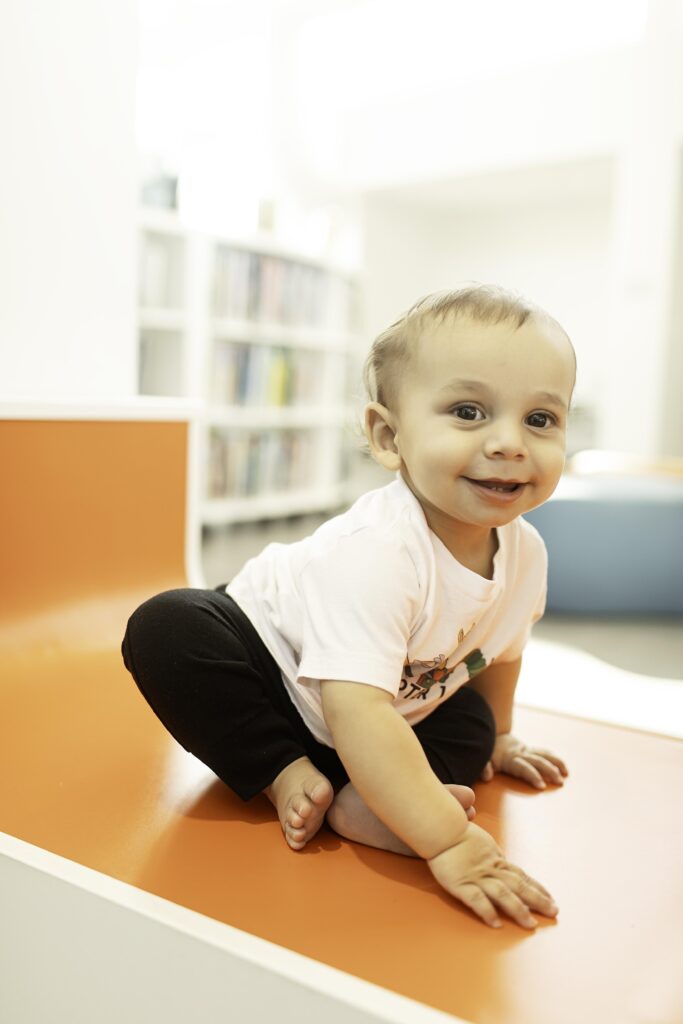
[452,404,484,422]
[526,411,555,429]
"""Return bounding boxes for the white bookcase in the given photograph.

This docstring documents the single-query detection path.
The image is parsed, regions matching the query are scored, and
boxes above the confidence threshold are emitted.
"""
[137,207,362,527]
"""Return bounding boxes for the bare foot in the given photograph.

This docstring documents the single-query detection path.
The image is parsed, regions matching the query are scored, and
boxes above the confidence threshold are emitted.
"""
[264,757,334,851]
[326,782,476,856]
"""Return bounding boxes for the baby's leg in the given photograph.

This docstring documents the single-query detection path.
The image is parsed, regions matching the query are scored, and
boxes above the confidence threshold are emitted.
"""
[326,686,493,855]
[413,684,497,787]
[326,782,476,856]
[122,587,332,843]
[264,756,334,851]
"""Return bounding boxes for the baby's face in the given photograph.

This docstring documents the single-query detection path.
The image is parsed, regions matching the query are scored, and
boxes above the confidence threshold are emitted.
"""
[391,313,575,541]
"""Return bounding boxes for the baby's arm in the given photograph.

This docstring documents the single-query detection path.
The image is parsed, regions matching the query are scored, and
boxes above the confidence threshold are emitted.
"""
[467,657,568,788]
[321,680,558,928]
[322,680,468,857]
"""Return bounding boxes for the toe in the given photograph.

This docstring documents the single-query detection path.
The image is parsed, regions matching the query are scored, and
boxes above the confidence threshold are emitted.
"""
[447,784,475,808]
[286,822,307,842]
[308,778,333,805]
[292,796,312,820]
[288,808,305,828]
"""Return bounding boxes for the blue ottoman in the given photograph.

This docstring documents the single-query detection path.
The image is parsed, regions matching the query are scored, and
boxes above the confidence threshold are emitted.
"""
[524,474,683,615]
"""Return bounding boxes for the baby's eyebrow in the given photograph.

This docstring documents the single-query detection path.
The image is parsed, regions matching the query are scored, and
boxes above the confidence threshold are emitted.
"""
[437,378,488,395]
[437,379,568,409]
[533,390,568,408]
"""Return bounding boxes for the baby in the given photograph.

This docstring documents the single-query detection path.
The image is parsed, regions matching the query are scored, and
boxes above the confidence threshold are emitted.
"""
[122,283,574,930]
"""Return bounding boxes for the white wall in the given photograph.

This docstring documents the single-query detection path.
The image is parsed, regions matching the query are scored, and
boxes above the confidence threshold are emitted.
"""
[435,200,612,414]
[0,0,138,400]
[2,0,682,454]
[297,47,635,194]
[362,200,451,339]
[361,179,612,447]
[276,1,683,458]
[598,1,683,456]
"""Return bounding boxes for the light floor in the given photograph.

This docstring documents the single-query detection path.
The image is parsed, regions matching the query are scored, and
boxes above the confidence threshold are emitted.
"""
[202,513,683,739]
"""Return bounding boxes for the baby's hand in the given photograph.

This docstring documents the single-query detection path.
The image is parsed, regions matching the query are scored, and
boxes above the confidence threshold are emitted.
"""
[427,823,559,929]
[480,733,568,789]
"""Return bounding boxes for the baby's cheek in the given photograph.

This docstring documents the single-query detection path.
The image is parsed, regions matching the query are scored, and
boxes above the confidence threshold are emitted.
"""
[544,449,566,487]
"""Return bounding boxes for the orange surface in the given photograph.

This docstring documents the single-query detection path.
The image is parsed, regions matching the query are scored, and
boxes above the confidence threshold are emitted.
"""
[0,419,188,628]
[2,418,682,1024]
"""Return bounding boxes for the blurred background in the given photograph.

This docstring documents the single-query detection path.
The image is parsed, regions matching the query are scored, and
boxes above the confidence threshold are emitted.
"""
[1,0,681,712]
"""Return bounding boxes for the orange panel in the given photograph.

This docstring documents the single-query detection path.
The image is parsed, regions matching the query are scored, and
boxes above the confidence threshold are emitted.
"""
[2,418,681,1024]
[0,419,188,640]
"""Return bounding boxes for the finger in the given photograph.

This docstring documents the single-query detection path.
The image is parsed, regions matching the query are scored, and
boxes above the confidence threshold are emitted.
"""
[503,863,555,900]
[523,753,565,786]
[479,877,537,929]
[529,748,569,776]
[452,882,502,928]
[480,761,494,782]
[501,865,559,916]
[507,756,546,789]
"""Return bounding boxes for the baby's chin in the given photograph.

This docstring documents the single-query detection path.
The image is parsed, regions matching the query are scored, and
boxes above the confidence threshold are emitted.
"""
[453,501,534,530]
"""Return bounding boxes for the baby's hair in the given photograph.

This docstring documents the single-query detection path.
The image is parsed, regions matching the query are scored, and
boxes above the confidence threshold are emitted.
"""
[363,282,572,410]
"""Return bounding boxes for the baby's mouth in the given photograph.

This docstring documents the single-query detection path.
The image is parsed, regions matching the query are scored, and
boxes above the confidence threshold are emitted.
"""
[465,478,524,493]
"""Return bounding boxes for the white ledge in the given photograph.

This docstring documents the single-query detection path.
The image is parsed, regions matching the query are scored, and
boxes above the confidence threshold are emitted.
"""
[1,832,460,1024]
[0,397,202,421]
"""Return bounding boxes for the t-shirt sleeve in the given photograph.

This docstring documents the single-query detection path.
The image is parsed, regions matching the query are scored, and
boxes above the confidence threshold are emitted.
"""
[496,525,548,663]
[296,528,419,695]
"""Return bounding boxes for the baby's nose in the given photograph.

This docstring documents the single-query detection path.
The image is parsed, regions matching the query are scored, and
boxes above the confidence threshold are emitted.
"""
[483,422,527,458]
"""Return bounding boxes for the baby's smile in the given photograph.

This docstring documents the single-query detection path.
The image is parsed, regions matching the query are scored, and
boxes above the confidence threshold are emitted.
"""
[465,477,525,491]
[463,477,527,504]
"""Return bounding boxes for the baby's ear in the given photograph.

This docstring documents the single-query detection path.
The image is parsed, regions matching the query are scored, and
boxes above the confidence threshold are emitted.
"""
[364,402,401,472]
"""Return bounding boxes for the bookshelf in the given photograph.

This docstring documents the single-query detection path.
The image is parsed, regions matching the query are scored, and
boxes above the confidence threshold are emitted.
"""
[137,208,362,527]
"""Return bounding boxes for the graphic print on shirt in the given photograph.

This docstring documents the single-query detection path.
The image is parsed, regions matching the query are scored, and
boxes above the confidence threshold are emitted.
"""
[464,649,487,678]
[399,646,488,701]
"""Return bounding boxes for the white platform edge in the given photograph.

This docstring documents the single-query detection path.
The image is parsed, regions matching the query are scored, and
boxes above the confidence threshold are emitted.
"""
[0,832,465,1024]
[0,397,202,421]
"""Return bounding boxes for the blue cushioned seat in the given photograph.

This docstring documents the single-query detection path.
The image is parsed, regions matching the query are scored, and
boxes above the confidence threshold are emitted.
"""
[524,474,683,615]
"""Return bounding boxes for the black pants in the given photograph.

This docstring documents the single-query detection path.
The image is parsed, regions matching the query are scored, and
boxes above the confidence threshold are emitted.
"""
[121,587,496,801]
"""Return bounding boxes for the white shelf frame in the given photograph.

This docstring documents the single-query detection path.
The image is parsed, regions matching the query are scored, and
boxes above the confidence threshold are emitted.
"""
[139,308,187,332]
[202,483,348,526]
[205,404,350,430]
[137,209,362,527]
[212,317,352,352]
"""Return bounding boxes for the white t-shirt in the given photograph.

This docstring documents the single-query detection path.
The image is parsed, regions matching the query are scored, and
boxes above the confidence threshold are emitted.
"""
[225,476,547,746]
